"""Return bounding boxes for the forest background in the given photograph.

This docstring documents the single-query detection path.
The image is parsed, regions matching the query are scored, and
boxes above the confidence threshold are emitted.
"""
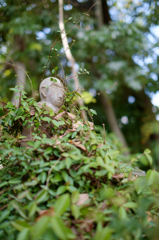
[1,0,159,168]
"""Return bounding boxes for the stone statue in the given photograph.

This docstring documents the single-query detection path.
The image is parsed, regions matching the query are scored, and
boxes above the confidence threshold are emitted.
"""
[21,77,93,146]
[22,77,65,146]
[38,77,65,113]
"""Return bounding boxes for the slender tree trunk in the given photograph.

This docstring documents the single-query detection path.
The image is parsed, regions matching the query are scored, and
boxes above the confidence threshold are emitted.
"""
[94,0,103,28]
[12,61,26,107]
[100,91,129,149]
[94,0,129,150]
[11,35,26,107]
[58,0,88,120]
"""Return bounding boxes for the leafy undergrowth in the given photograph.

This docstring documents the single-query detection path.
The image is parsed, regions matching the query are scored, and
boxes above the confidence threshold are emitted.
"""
[0,90,159,240]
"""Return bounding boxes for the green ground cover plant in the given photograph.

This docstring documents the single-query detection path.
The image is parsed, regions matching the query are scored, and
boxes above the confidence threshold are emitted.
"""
[0,88,159,240]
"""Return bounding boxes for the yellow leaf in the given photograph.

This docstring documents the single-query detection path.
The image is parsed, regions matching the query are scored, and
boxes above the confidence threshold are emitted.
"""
[4,69,11,77]
[29,43,42,51]
[81,91,96,104]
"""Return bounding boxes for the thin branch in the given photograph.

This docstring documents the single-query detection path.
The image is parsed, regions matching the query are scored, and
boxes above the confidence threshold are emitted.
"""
[102,123,106,144]
[46,157,61,187]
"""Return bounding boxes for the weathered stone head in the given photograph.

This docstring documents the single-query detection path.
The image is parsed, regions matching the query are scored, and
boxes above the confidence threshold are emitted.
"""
[39,77,65,113]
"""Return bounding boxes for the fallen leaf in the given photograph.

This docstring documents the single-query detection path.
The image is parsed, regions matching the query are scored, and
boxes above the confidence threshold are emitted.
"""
[70,141,87,152]
[76,194,89,206]
[54,111,66,120]
[67,112,76,120]
[146,211,153,223]
[0,100,8,113]
[72,121,83,130]
[51,135,61,145]
[60,130,74,138]
[36,207,54,221]
[113,173,125,179]
[68,113,94,130]
[85,121,94,130]
[79,219,94,232]
[30,107,35,116]
[97,143,103,148]
[100,201,107,210]
[0,100,7,108]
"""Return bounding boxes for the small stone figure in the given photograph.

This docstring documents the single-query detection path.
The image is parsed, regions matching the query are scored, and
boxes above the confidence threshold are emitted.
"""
[22,77,65,146]
[21,77,93,146]
[38,77,65,113]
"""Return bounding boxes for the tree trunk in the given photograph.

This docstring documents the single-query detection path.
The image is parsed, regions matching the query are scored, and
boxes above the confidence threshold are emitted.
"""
[12,61,26,107]
[94,0,103,28]
[58,0,88,120]
[94,0,129,150]
[100,91,129,150]
[11,35,26,107]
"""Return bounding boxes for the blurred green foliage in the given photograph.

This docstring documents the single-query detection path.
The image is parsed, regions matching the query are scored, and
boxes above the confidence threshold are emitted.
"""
[0,1,159,165]
[0,90,159,240]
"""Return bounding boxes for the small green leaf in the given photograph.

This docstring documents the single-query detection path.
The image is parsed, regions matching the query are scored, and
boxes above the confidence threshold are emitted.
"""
[145,153,153,166]
[144,148,151,154]
[24,180,38,186]
[28,202,37,218]
[11,201,27,219]
[50,77,57,82]
[71,132,77,139]
[96,156,104,166]
[0,210,10,223]
[90,139,97,145]
[123,202,137,209]
[31,216,50,239]
[17,228,29,240]
[106,150,119,157]
[75,92,82,98]
[146,170,157,186]
[118,207,127,220]
[65,157,72,169]
[134,177,146,194]
[18,190,29,199]
[69,154,81,161]
[89,131,96,139]
[51,217,75,240]
[71,204,80,219]
[54,194,70,216]
[67,186,77,193]
[52,120,59,127]
[35,190,48,204]
[71,191,80,204]
[11,220,30,231]
[94,227,112,240]
[0,181,8,188]
[40,172,47,184]
[104,164,115,174]
[42,117,52,122]
[90,109,97,115]
[56,185,67,195]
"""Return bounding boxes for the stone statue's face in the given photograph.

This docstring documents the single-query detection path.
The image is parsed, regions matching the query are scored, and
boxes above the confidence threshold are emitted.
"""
[46,82,65,107]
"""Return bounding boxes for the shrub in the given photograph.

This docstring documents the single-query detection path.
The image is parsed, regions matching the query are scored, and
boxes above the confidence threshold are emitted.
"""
[0,90,158,240]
